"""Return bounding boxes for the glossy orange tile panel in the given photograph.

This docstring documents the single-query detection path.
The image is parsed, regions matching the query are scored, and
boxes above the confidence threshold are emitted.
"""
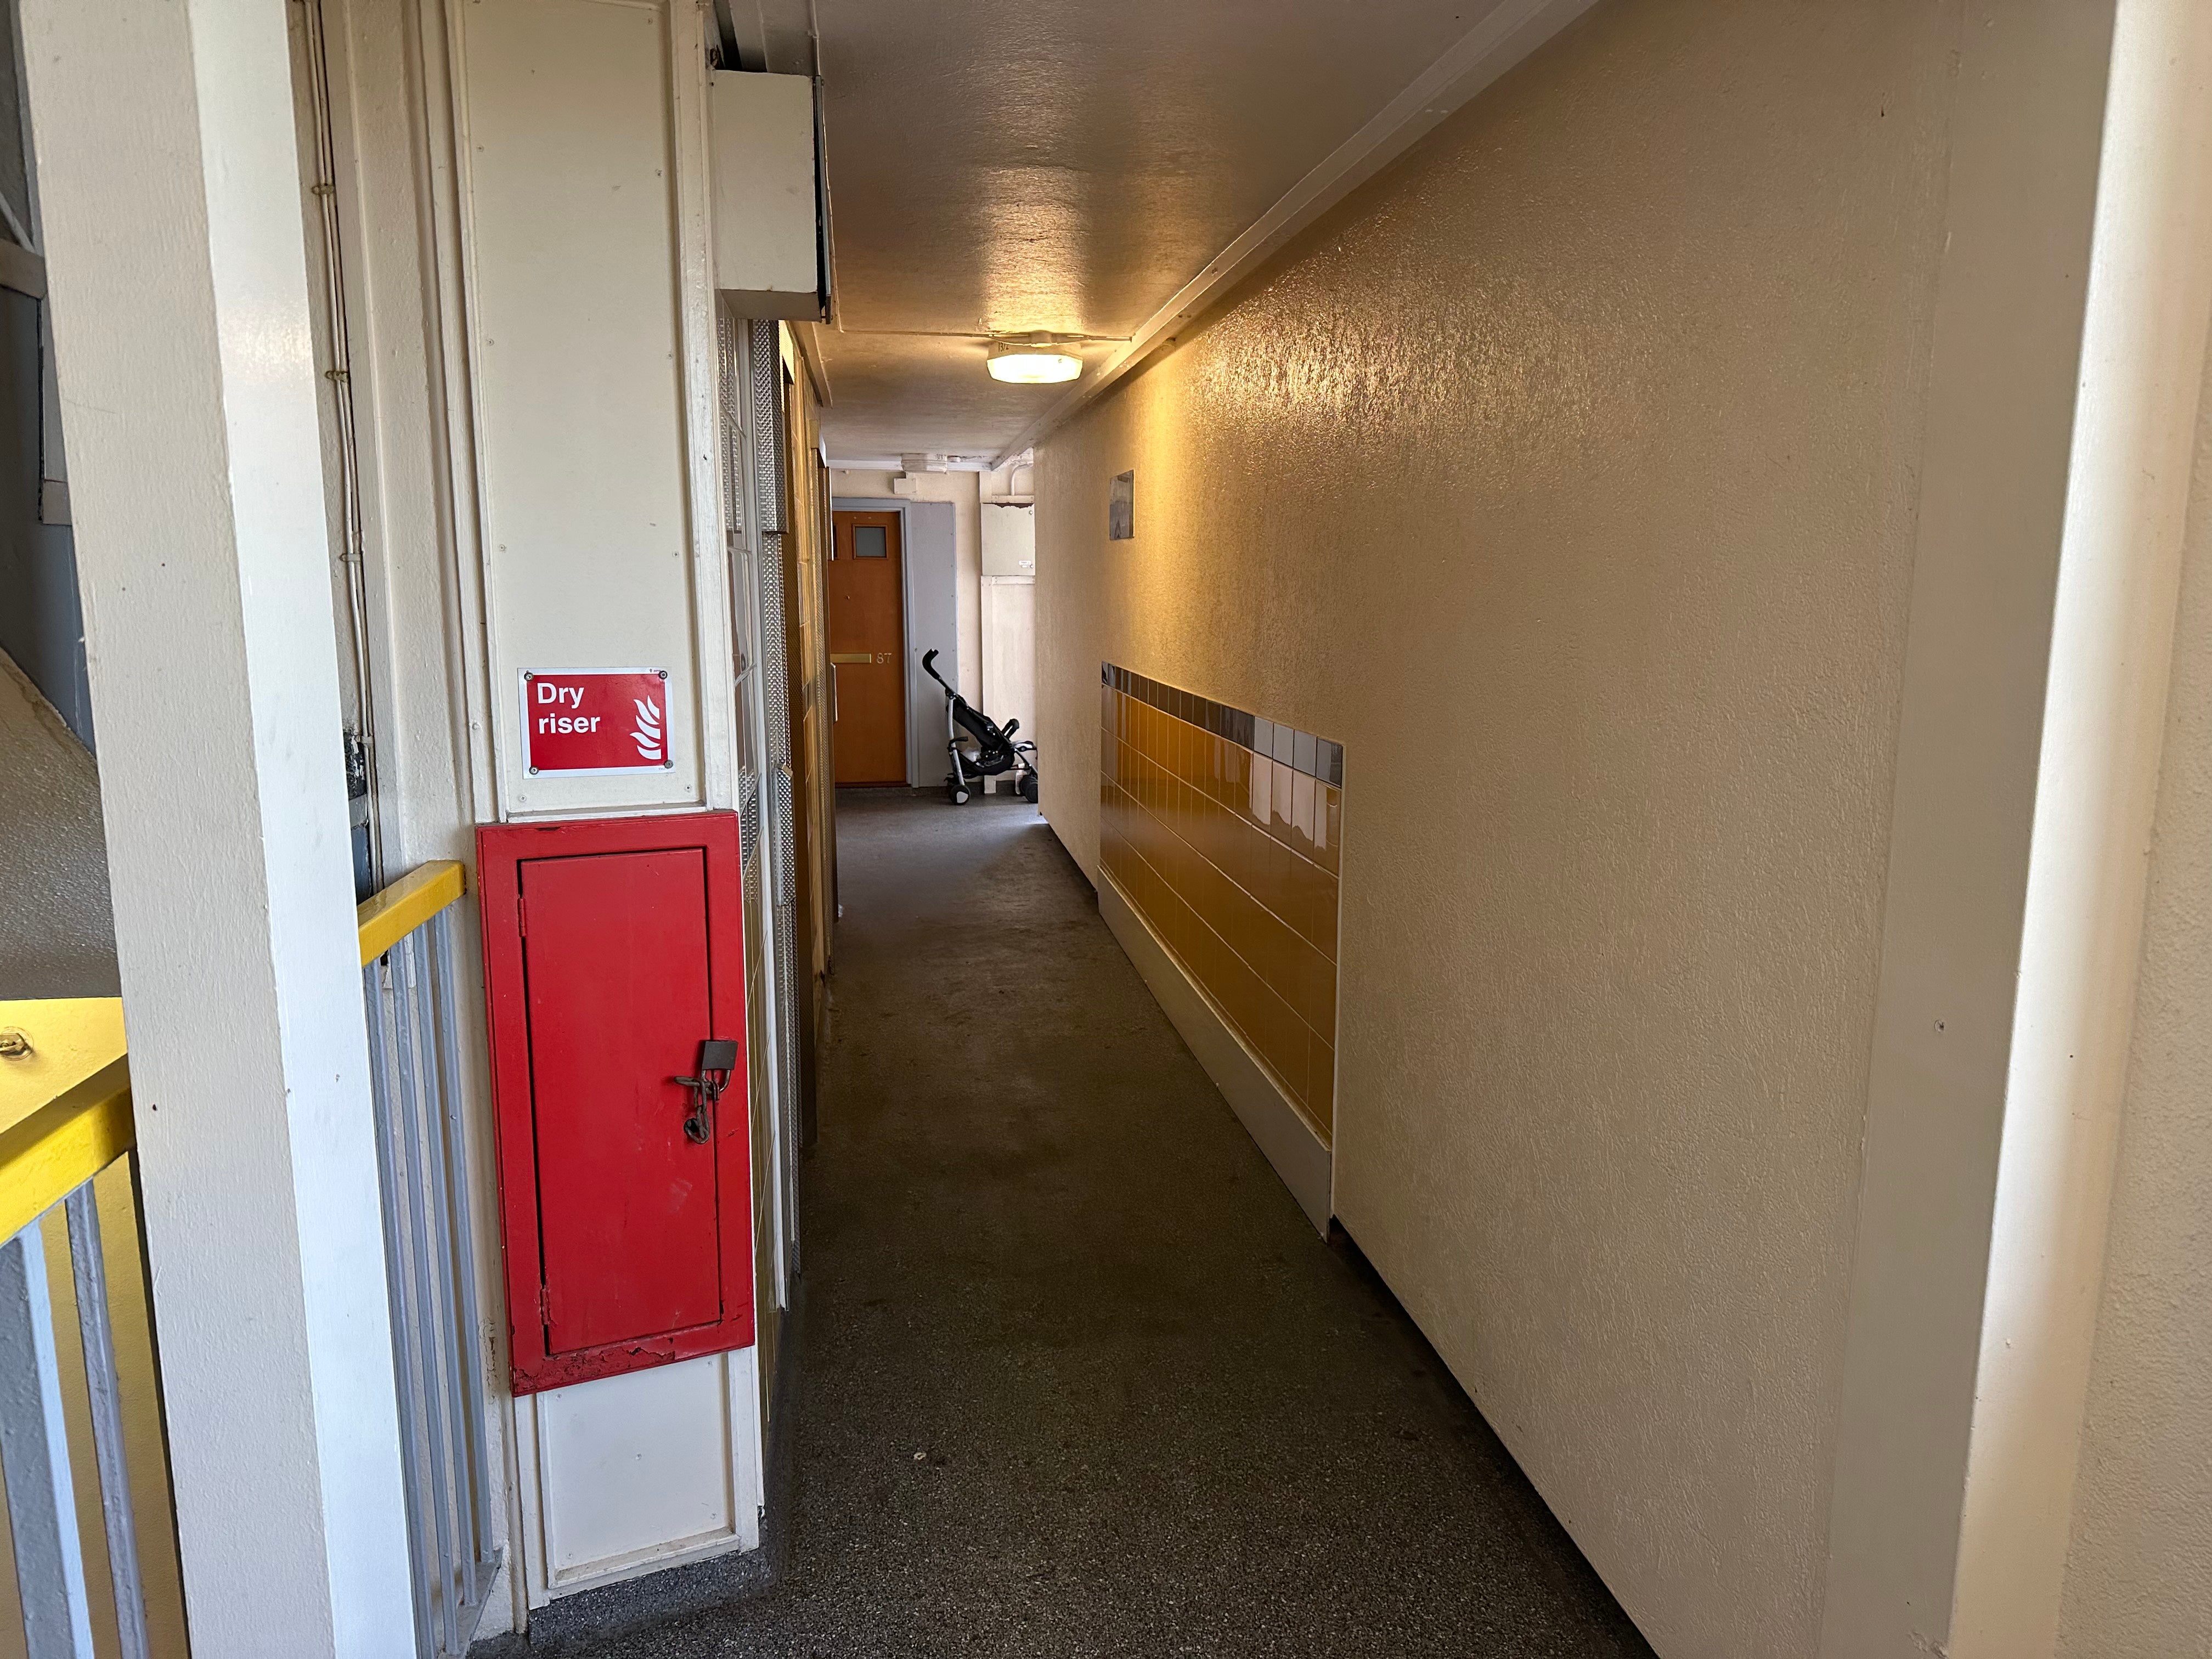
[1098,683,1340,1142]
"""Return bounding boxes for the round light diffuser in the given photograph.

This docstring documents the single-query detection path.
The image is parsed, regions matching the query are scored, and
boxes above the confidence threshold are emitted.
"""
[985,334,1082,384]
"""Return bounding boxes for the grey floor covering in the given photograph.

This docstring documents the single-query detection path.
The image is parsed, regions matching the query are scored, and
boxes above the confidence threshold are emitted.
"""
[543,789,1655,1658]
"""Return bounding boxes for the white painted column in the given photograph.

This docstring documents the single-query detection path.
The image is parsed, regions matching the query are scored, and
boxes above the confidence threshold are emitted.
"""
[18,3,415,1656]
[1816,5,2120,1655]
[1948,2,2212,1651]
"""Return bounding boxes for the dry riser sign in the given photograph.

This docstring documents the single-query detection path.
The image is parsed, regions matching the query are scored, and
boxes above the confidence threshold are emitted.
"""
[522,669,674,774]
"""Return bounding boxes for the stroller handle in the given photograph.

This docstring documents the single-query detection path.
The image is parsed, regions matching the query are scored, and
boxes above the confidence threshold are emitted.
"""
[921,648,956,696]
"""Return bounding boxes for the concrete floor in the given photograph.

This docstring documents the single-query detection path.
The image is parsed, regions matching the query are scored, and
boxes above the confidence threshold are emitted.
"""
[552,789,1654,1658]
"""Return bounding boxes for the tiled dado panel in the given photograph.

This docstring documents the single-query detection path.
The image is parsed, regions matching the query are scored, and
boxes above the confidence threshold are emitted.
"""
[1097,663,1341,1142]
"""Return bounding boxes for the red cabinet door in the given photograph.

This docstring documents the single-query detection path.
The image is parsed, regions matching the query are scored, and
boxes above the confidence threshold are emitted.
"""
[522,849,720,1352]
[478,814,753,1393]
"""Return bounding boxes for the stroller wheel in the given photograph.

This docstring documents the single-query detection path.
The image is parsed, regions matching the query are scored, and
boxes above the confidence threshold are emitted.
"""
[1020,770,1040,804]
[947,781,969,805]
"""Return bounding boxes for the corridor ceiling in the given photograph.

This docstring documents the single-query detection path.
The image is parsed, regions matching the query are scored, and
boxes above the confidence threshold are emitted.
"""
[726,0,1593,467]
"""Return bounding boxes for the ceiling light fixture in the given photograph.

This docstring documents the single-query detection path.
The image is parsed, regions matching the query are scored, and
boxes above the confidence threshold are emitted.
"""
[986,333,1082,385]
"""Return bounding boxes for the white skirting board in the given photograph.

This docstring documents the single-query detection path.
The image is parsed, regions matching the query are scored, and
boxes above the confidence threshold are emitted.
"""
[513,1347,763,1605]
[1098,872,1333,1232]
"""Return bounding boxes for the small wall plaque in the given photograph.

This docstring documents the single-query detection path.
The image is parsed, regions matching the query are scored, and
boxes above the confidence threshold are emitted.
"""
[1108,470,1135,540]
[521,668,674,774]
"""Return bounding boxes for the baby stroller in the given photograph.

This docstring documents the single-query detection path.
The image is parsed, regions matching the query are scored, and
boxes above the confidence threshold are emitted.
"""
[923,648,1039,804]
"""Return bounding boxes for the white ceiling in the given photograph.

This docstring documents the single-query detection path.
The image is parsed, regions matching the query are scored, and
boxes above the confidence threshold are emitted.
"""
[784,0,1587,466]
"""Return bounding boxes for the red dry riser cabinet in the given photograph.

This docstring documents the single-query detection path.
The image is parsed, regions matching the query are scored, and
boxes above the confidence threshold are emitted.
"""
[477,812,753,1395]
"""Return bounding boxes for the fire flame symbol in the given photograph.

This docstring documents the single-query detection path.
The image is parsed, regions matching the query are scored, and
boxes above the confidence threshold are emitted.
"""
[633,696,663,763]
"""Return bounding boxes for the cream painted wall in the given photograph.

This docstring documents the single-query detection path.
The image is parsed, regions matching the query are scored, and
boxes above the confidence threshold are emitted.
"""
[1032,2,2085,1654]
[2051,280,2212,1659]
[445,0,763,1612]
[459,0,729,821]
[315,0,759,1624]
[832,468,981,704]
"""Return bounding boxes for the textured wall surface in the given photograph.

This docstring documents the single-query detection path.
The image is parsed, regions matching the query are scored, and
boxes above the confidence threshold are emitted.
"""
[2052,328,2212,1659]
[0,647,115,996]
[1035,2,1961,1651]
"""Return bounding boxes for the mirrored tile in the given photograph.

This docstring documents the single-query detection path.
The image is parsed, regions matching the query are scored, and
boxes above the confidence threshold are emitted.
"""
[1318,738,1343,789]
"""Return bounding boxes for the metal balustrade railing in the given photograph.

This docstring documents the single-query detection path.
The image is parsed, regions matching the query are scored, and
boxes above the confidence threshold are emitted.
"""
[357,862,500,1658]
[1,866,498,1658]
[0,1002,154,1659]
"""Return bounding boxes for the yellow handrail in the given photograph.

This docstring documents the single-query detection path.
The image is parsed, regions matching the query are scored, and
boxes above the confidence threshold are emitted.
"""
[0,1054,132,1242]
[0,860,471,1231]
[357,859,468,966]
[0,996,131,1235]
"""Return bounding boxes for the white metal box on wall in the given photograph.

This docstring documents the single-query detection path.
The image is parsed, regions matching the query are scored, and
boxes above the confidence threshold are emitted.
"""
[981,501,1035,575]
[709,71,822,317]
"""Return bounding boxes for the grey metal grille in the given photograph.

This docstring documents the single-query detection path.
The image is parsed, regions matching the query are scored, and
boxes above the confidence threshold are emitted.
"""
[0,1158,153,1659]
[362,910,500,1657]
[749,318,786,538]
[744,852,766,974]
[747,320,803,1279]
[718,313,745,541]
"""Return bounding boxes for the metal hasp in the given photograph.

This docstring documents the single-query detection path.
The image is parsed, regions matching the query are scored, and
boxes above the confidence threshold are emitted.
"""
[477,814,754,1395]
[674,1039,741,1144]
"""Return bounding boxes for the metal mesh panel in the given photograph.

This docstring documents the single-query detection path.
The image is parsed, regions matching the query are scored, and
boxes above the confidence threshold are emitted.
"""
[748,318,786,538]
[749,323,799,899]
[718,313,745,541]
[740,771,761,873]
[747,320,803,1277]
[743,854,767,975]
[362,914,500,1657]
[759,544,792,890]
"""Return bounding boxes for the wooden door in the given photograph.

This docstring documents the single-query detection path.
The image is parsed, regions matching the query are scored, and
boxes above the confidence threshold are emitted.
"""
[827,510,907,784]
